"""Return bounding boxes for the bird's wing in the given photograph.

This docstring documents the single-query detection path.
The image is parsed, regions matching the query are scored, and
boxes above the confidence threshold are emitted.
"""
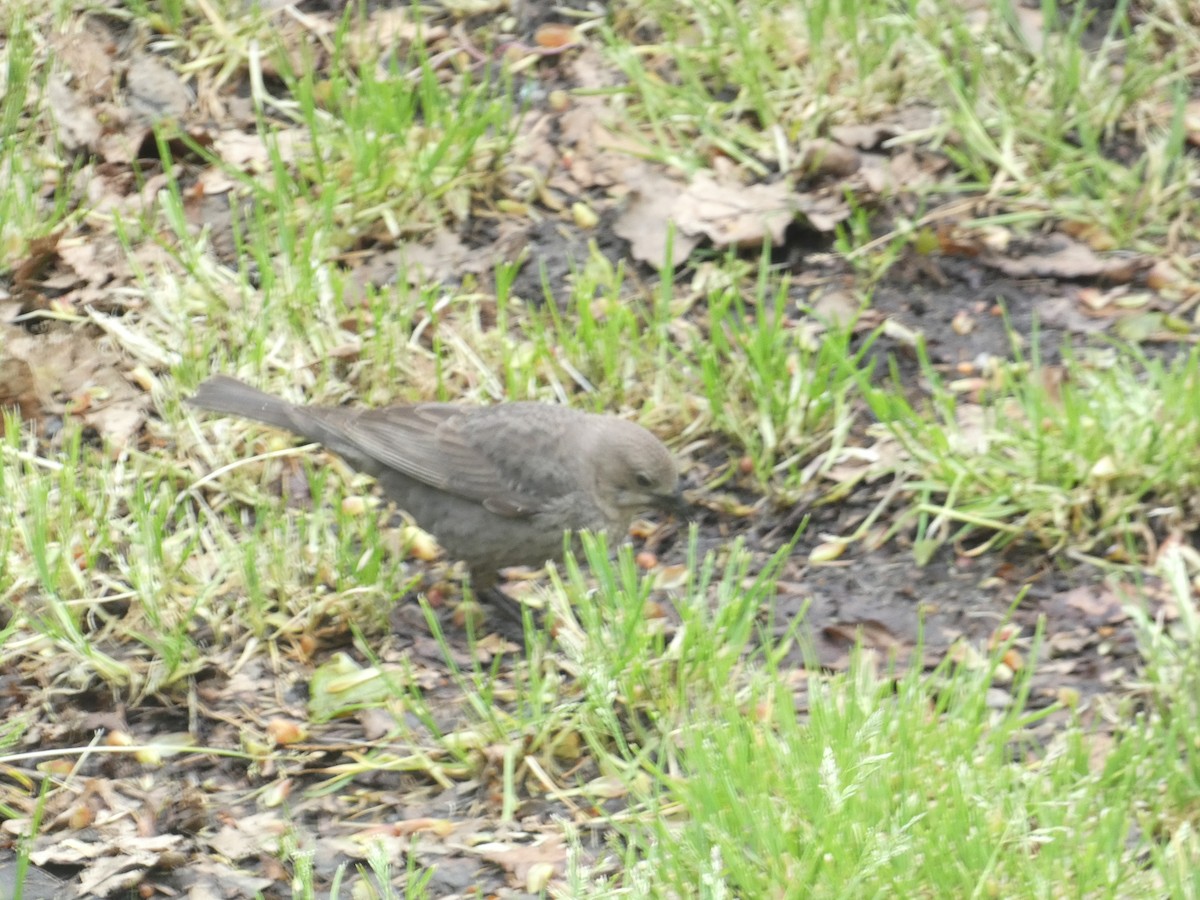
[320,404,548,517]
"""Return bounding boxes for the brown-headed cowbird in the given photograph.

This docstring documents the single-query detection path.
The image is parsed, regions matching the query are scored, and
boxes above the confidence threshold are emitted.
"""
[188,376,684,589]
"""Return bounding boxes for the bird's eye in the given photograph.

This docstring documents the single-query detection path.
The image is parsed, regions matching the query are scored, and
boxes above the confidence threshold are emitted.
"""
[635,472,653,488]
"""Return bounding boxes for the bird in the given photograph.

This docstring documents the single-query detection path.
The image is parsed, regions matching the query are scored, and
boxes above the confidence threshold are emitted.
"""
[187,376,685,594]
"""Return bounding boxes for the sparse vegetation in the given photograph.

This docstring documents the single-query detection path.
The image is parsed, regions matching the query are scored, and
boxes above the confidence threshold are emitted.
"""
[2,0,1199,895]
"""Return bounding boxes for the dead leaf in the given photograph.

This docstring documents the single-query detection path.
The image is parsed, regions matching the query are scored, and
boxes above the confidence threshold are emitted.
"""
[1053,585,1128,626]
[0,359,40,424]
[982,236,1143,282]
[205,812,287,861]
[798,139,860,178]
[794,190,851,232]
[92,106,145,165]
[553,103,651,191]
[672,173,795,249]
[809,290,862,327]
[50,24,116,103]
[395,230,496,284]
[474,835,571,886]
[885,149,937,190]
[1146,260,1193,292]
[821,619,903,651]
[612,172,697,268]
[829,105,939,150]
[179,860,275,897]
[1061,218,1118,251]
[126,54,193,124]
[11,230,65,292]
[47,77,101,152]
[438,0,507,15]
[0,324,149,445]
[212,128,306,172]
[1038,297,1113,334]
[828,123,897,150]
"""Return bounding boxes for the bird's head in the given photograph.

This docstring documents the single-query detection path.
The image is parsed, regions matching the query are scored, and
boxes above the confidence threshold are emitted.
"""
[588,418,686,522]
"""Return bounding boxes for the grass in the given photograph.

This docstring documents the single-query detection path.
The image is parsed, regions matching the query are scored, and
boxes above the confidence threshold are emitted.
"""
[0,11,75,256]
[554,538,1200,897]
[861,337,1200,564]
[605,0,1191,244]
[2,0,1200,894]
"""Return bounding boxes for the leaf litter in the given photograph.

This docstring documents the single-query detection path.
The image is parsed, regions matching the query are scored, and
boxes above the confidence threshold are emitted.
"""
[0,0,1195,895]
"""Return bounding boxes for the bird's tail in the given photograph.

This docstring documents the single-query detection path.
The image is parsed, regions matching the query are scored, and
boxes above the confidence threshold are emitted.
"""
[187,375,301,434]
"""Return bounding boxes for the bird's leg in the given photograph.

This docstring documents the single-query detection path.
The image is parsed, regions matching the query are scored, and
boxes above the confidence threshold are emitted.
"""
[461,572,531,638]
[481,584,532,630]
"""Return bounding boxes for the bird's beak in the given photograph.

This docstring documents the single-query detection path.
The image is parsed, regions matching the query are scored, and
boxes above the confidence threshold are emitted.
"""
[653,488,692,518]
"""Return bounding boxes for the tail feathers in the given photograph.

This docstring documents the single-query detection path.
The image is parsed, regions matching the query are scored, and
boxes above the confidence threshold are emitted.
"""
[187,375,301,434]
[189,375,383,476]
